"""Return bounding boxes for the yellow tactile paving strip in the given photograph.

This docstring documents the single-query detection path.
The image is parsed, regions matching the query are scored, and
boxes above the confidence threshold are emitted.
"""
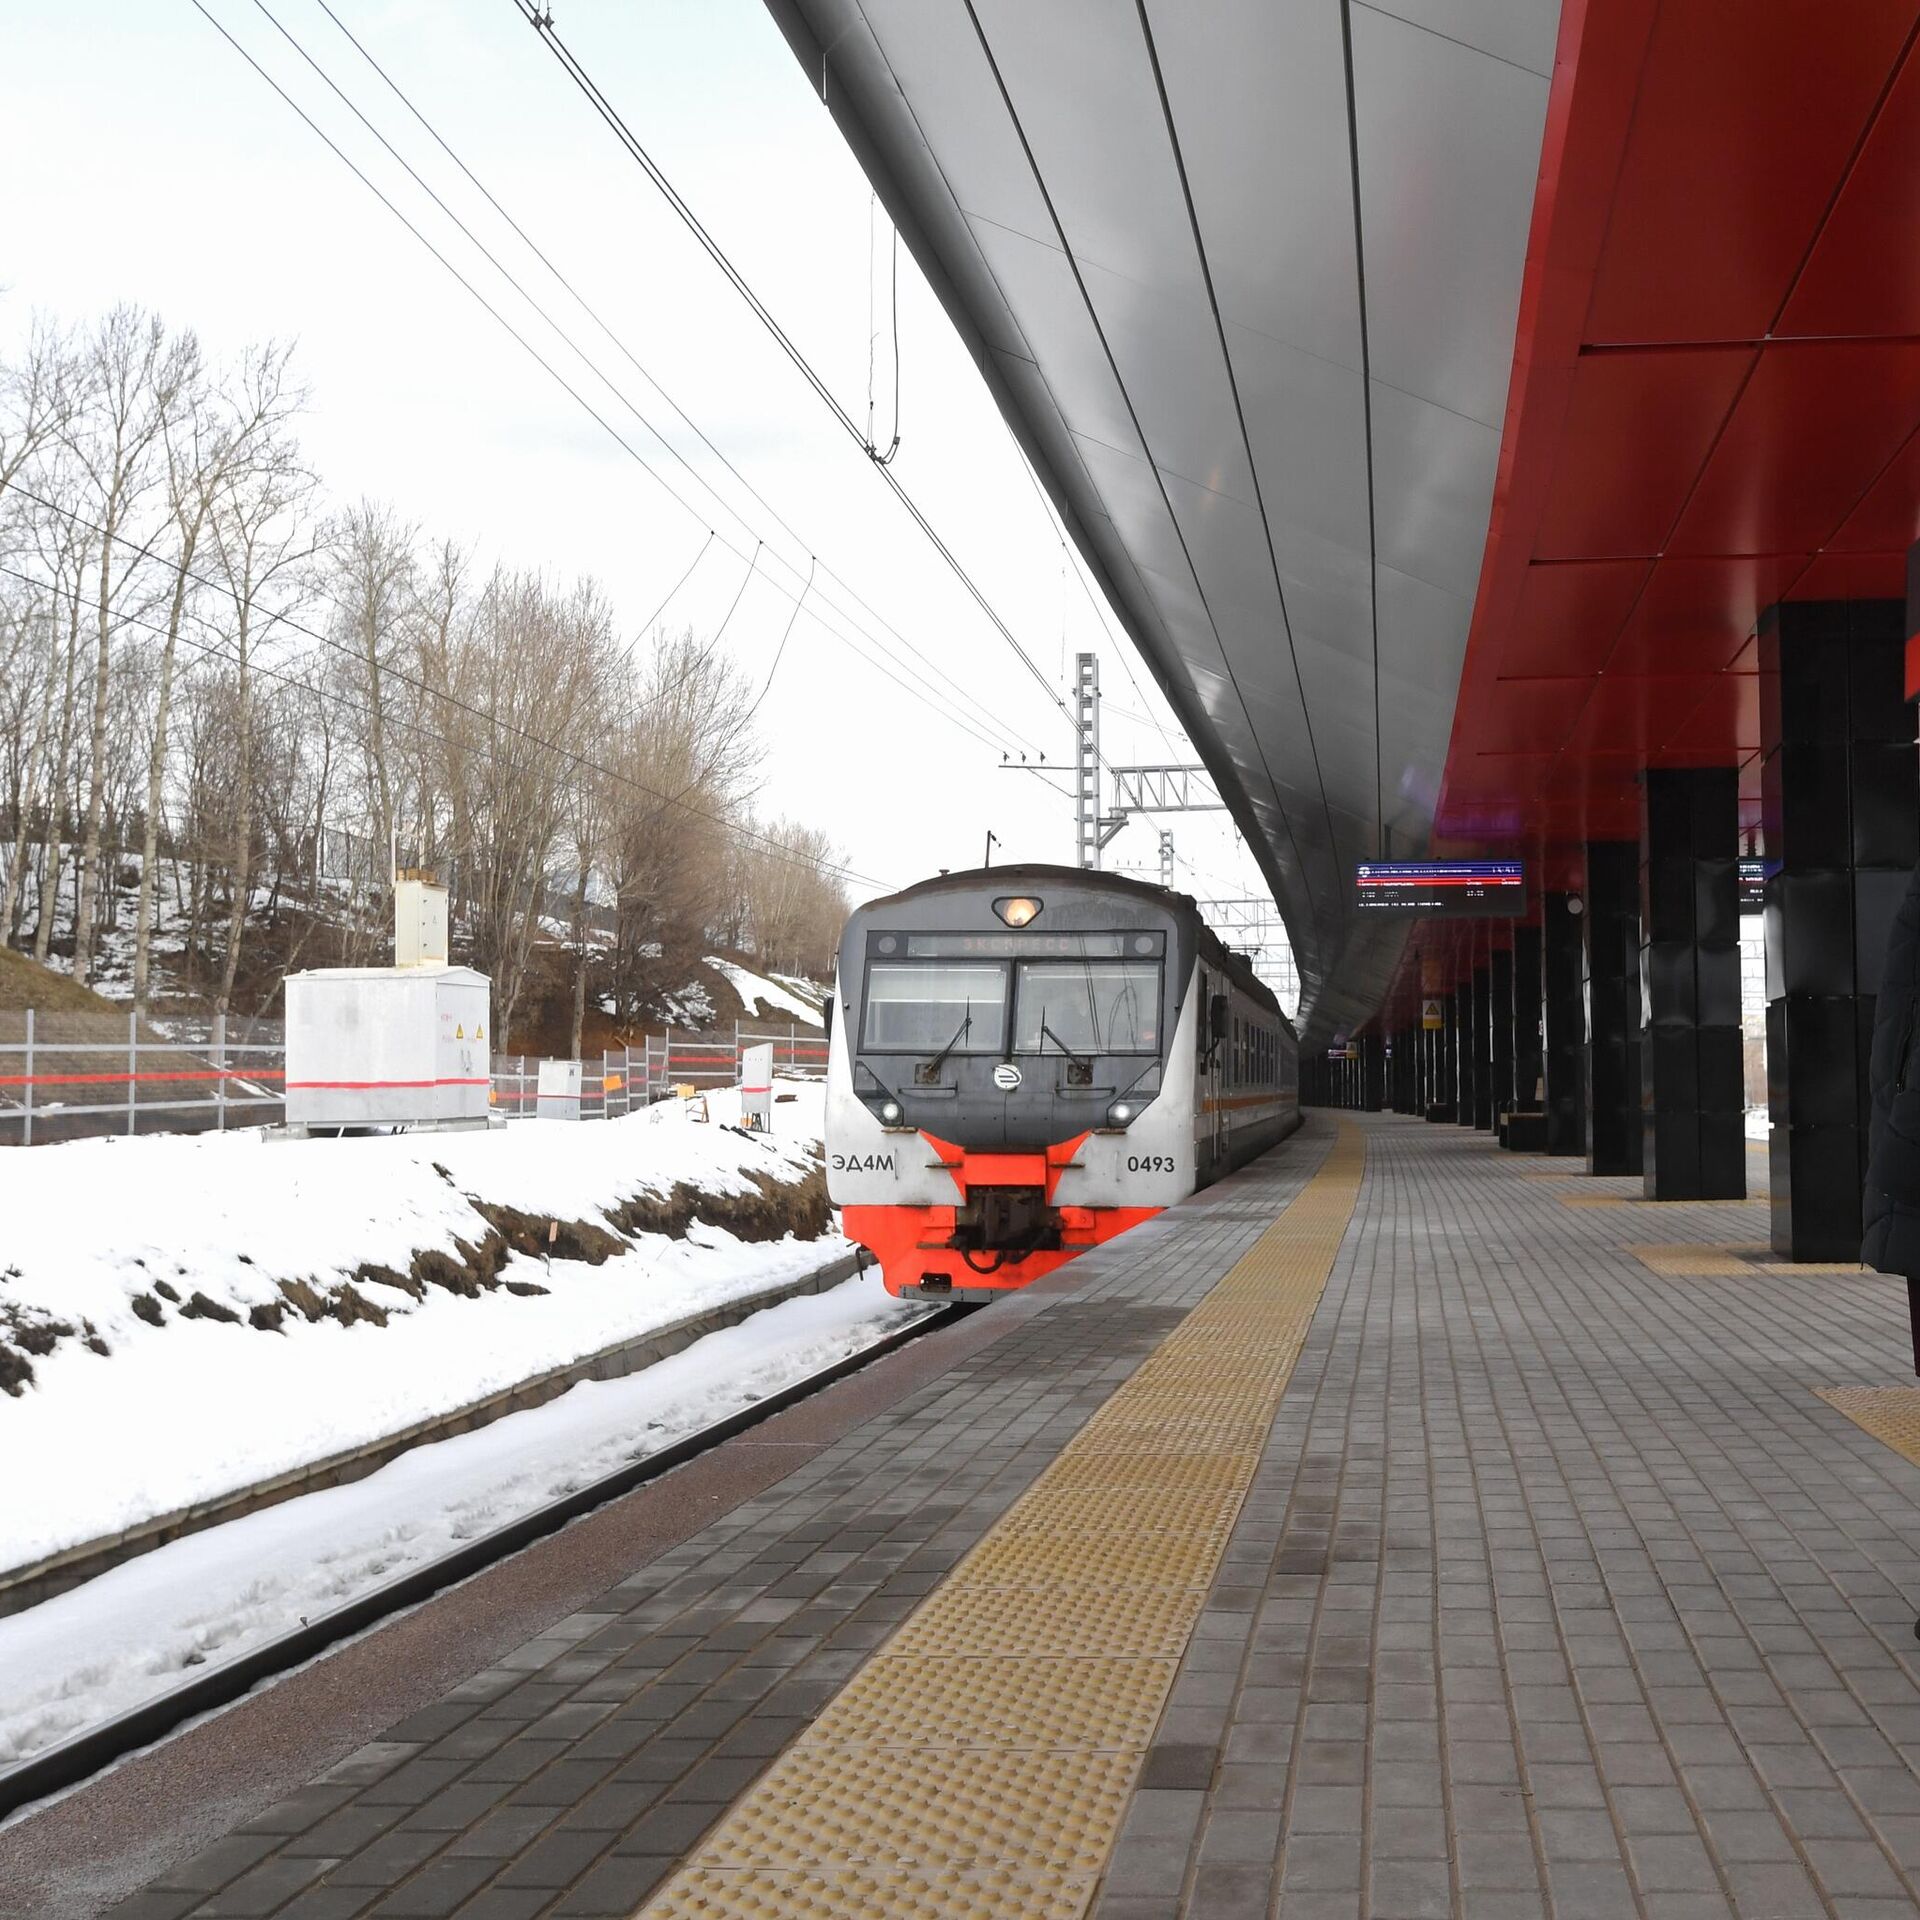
[636,1123,1364,1920]
[1817,1386,1920,1461]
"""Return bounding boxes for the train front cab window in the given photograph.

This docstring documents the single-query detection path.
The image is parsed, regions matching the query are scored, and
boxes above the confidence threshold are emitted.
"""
[862,962,1007,1052]
[1011,959,1161,1055]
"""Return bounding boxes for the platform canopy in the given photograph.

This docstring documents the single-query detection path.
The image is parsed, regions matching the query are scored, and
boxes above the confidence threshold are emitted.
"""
[767,0,1920,1045]
[765,0,1558,1042]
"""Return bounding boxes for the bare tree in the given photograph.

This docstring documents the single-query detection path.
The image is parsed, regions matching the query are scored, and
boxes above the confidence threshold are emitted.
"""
[738,816,849,980]
[0,313,70,514]
[1,302,854,1038]
[325,502,416,895]
[0,587,54,940]
[130,342,305,1009]
[208,420,316,1014]
[603,628,760,1021]
[25,496,91,961]
[451,570,608,1045]
[64,306,195,984]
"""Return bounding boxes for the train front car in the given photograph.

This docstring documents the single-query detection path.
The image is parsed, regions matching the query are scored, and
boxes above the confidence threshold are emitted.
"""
[823,864,1293,1300]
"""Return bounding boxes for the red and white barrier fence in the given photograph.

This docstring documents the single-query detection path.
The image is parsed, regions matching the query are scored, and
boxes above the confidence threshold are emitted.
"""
[0,1011,827,1145]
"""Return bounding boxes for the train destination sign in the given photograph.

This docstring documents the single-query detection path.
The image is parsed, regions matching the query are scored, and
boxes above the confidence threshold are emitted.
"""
[1353,861,1525,917]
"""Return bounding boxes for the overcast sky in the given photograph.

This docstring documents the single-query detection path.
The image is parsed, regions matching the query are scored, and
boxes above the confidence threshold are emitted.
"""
[2,0,1277,948]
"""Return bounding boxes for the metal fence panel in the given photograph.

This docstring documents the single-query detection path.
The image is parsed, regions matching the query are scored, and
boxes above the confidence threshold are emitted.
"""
[0,1008,288,1145]
[2,1012,824,1144]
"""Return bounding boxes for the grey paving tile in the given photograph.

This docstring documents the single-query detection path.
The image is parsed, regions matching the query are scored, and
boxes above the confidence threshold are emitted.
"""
[117,1119,1920,1916]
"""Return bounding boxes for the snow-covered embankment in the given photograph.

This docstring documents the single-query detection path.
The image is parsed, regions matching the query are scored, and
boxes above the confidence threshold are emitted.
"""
[0,1079,938,1776]
[0,1080,854,1580]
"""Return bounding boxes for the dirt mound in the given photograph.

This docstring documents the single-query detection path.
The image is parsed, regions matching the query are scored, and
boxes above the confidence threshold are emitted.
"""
[607,1163,830,1243]
[0,948,119,1015]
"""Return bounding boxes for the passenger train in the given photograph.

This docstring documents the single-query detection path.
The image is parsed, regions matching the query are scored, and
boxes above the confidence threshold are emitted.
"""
[823,864,1300,1299]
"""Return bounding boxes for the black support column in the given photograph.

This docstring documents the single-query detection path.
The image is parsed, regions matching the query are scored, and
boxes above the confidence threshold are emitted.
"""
[1472,965,1493,1129]
[1585,841,1643,1176]
[1761,598,1916,1260]
[1362,1031,1385,1113]
[1639,767,1745,1199]
[1451,975,1466,1121]
[1544,892,1586,1155]
[1513,923,1544,1115]
[1490,946,1515,1124]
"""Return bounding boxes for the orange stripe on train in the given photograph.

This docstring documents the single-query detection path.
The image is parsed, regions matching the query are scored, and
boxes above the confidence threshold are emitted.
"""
[842,1126,1161,1297]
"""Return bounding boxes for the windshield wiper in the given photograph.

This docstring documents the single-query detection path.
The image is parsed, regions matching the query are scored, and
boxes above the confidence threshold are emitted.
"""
[920,1001,973,1078]
[1038,1019,1094,1074]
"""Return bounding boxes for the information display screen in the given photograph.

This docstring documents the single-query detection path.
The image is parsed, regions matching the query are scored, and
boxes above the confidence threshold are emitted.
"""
[1738,858,1769,910]
[877,930,1165,960]
[1353,861,1525,917]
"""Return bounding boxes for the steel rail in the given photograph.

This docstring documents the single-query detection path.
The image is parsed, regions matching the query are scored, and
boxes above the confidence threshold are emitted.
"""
[0,1292,971,1821]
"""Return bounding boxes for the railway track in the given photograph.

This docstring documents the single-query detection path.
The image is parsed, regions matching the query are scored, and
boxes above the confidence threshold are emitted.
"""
[0,1298,971,1822]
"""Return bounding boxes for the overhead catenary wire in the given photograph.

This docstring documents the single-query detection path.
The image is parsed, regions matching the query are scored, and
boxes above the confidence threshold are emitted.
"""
[743,555,816,724]
[1,492,896,893]
[506,0,1085,746]
[863,197,900,467]
[621,527,713,670]
[637,536,762,724]
[304,0,1026,757]
[192,0,1016,764]
[1003,424,1187,770]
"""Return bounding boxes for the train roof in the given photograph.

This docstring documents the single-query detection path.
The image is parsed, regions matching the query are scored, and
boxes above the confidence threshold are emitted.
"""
[854,864,1288,1029]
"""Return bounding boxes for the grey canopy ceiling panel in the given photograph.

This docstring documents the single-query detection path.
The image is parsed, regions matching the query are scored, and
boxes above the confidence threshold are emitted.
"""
[764,0,1559,1043]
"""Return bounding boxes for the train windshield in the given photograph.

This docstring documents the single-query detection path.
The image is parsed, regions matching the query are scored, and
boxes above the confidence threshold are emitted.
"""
[861,962,1008,1052]
[1012,960,1161,1055]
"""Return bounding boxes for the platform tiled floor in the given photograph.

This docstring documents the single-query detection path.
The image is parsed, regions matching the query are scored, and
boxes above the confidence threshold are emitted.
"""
[102,1114,1920,1918]
[105,1127,1336,1920]
[1092,1122,1920,1920]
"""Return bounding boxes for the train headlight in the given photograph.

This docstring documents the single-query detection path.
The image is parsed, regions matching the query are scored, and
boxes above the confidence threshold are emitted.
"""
[1107,1100,1133,1126]
[880,1100,902,1124]
[994,895,1042,927]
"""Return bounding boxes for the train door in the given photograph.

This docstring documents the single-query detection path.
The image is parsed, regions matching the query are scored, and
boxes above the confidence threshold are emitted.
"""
[1200,969,1228,1185]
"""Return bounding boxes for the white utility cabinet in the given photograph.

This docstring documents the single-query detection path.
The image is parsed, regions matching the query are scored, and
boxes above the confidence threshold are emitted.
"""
[740,1042,774,1130]
[537,1057,583,1122]
[284,965,492,1129]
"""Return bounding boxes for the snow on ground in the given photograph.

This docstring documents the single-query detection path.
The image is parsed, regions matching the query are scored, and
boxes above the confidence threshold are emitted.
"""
[659,977,716,1027]
[0,1080,848,1574]
[707,957,823,1027]
[0,1272,925,1771]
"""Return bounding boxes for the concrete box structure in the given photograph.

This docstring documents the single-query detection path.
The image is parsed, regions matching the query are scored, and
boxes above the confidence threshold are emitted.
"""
[394,875,450,968]
[537,1057,582,1122]
[284,966,491,1129]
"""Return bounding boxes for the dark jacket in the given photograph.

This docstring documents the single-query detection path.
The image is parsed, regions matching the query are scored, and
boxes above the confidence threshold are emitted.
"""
[1864,860,1920,1276]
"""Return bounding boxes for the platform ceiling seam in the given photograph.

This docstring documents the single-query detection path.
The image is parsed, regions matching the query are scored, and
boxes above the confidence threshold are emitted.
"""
[952,0,1324,932]
[1135,0,1349,879]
